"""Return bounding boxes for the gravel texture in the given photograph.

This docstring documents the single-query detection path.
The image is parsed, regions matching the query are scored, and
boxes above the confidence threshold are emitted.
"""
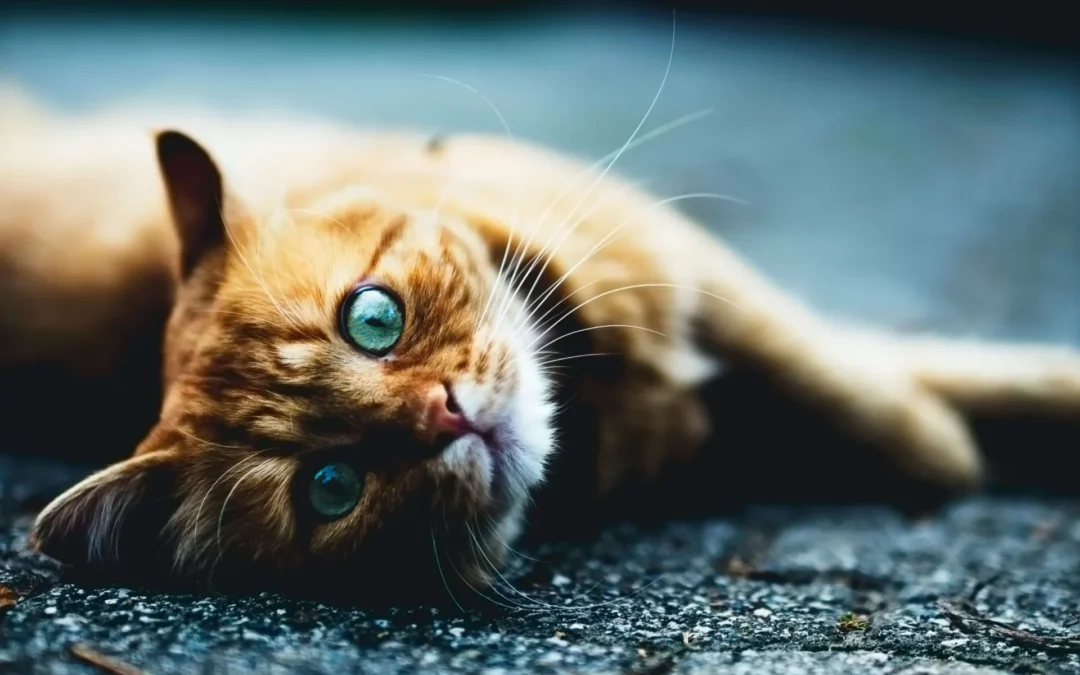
[4,452,1080,674]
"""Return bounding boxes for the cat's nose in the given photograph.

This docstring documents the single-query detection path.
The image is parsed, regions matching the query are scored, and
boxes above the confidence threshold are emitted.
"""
[418,383,474,446]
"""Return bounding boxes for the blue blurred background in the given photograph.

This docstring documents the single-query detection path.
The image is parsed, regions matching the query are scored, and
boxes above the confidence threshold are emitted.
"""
[2,4,1077,344]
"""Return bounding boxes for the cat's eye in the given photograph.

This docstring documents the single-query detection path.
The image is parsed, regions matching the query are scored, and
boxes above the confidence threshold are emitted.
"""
[308,463,364,519]
[340,286,404,356]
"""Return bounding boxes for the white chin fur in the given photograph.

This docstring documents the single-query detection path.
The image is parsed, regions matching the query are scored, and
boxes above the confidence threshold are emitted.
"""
[506,338,556,490]
[439,319,555,520]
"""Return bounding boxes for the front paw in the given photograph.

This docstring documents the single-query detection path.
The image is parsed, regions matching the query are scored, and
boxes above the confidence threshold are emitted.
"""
[807,336,985,493]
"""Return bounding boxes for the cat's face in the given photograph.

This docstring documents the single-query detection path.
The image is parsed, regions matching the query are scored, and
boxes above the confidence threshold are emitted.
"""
[30,131,559,605]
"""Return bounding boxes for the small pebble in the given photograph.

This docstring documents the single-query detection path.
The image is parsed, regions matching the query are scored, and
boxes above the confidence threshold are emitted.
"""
[940,638,970,648]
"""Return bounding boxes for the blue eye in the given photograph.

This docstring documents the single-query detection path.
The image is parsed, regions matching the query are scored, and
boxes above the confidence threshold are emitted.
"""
[308,463,363,519]
[340,286,404,356]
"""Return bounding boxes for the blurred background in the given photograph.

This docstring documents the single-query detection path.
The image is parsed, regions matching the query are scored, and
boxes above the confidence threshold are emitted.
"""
[2,1,1078,344]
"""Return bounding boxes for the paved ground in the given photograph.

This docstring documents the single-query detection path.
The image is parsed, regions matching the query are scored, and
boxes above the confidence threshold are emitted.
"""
[1,8,1078,674]
[4,452,1080,674]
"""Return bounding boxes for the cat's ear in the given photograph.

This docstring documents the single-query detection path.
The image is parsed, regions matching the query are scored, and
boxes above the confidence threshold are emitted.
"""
[155,130,233,279]
[29,451,185,576]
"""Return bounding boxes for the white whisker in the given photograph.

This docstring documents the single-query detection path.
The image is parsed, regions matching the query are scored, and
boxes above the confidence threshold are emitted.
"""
[416,72,524,338]
[516,192,748,338]
[181,452,267,570]
[535,324,667,355]
[431,528,467,613]
[217,204,304,332]
[506,177,652,337]
[206,458,273,589]
[487,18,685,343]
[536,352,618,367]
[488,107,714,347]
[468,524,548,611]
[528,283,742,352]
[500,12,679,338]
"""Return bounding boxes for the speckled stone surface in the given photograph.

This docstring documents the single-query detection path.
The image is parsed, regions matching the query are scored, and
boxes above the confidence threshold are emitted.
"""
[2,9,1079,675]
[4,453,1080,674]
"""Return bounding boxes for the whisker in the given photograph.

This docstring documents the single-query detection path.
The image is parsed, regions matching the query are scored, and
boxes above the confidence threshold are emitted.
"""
[528,283,742,352]
[430,528,467,613]
[468,523,548,611]
[489,104,713,347]
[288,207,355,238]
[260,210,309,328]
[466,523,535,611]
[496,11,678,338]
[416,73,523,337]
[172,427,248,450]
[487,24,695,346]
[506,177,652,337]
[465,510,667,614]
[508,276,608,347]
[535,324,667,355]
[206,458,273,588]
[536,352,618,367]
[216,204,304,332]
[448,539,532,613]
[193,308,272,323]
[483,515,547,564]
[516,192,748,338]
[181,452,266,573]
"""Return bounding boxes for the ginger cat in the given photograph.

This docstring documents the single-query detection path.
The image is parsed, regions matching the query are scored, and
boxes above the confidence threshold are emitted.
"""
[4,87,1079,604]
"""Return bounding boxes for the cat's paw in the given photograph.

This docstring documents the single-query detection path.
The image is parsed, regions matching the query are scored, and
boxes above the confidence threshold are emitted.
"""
[811,333,985,493]
[866,387,984,491]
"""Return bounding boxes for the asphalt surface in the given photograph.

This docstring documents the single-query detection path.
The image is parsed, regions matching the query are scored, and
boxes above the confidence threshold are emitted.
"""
[4,452,1080,674]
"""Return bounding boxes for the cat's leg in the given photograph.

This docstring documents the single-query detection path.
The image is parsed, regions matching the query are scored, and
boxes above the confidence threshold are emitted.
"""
[685,242,986,492]
[877,333,1080,417]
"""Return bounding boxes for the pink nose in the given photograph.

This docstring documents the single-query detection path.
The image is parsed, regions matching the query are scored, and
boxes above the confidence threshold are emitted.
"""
[420,383,473,445]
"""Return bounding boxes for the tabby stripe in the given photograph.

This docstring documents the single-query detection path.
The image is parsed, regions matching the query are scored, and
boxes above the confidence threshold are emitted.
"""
[366,216,407,272]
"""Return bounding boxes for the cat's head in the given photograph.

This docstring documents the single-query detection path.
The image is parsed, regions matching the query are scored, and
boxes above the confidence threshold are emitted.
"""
[29,130,570,605]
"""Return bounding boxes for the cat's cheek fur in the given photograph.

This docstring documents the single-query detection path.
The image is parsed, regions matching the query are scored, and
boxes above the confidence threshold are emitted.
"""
[506,343,556,490]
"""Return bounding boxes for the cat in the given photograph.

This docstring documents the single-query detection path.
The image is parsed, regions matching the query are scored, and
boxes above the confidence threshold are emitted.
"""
[4,86,1079,605]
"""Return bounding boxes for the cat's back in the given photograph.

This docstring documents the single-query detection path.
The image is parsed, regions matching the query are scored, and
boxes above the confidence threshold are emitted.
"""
[0,92,182,372]
[0,91,724,384]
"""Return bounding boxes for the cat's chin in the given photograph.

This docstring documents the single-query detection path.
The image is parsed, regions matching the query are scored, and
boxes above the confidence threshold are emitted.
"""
[440,424,528,520]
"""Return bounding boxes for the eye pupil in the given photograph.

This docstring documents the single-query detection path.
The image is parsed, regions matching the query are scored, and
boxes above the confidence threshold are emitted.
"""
[340,286,404,356]
[308,463,363,519]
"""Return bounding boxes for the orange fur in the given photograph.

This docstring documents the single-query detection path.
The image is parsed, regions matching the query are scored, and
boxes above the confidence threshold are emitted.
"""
[3,88,1079,603]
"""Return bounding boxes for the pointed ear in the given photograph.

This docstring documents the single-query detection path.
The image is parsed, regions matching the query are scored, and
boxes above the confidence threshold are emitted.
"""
[155,130,230,279]
[29,451,184,576]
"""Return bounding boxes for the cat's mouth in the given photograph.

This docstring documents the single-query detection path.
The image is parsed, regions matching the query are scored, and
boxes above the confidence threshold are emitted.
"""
[455,424,518,512]
[474,428,508,484]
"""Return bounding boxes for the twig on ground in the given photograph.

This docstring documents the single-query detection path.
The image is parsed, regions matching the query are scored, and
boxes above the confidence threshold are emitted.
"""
[938,574,1080,654]
[0,584,18,611]
[69,644,147,675]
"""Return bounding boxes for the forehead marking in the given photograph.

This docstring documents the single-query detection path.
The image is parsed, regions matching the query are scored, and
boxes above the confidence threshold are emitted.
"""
[277,342,319,369]
[366,215,408,272]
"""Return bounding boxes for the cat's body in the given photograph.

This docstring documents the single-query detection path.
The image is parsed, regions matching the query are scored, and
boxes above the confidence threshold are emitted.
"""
[4,88,1080,604]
